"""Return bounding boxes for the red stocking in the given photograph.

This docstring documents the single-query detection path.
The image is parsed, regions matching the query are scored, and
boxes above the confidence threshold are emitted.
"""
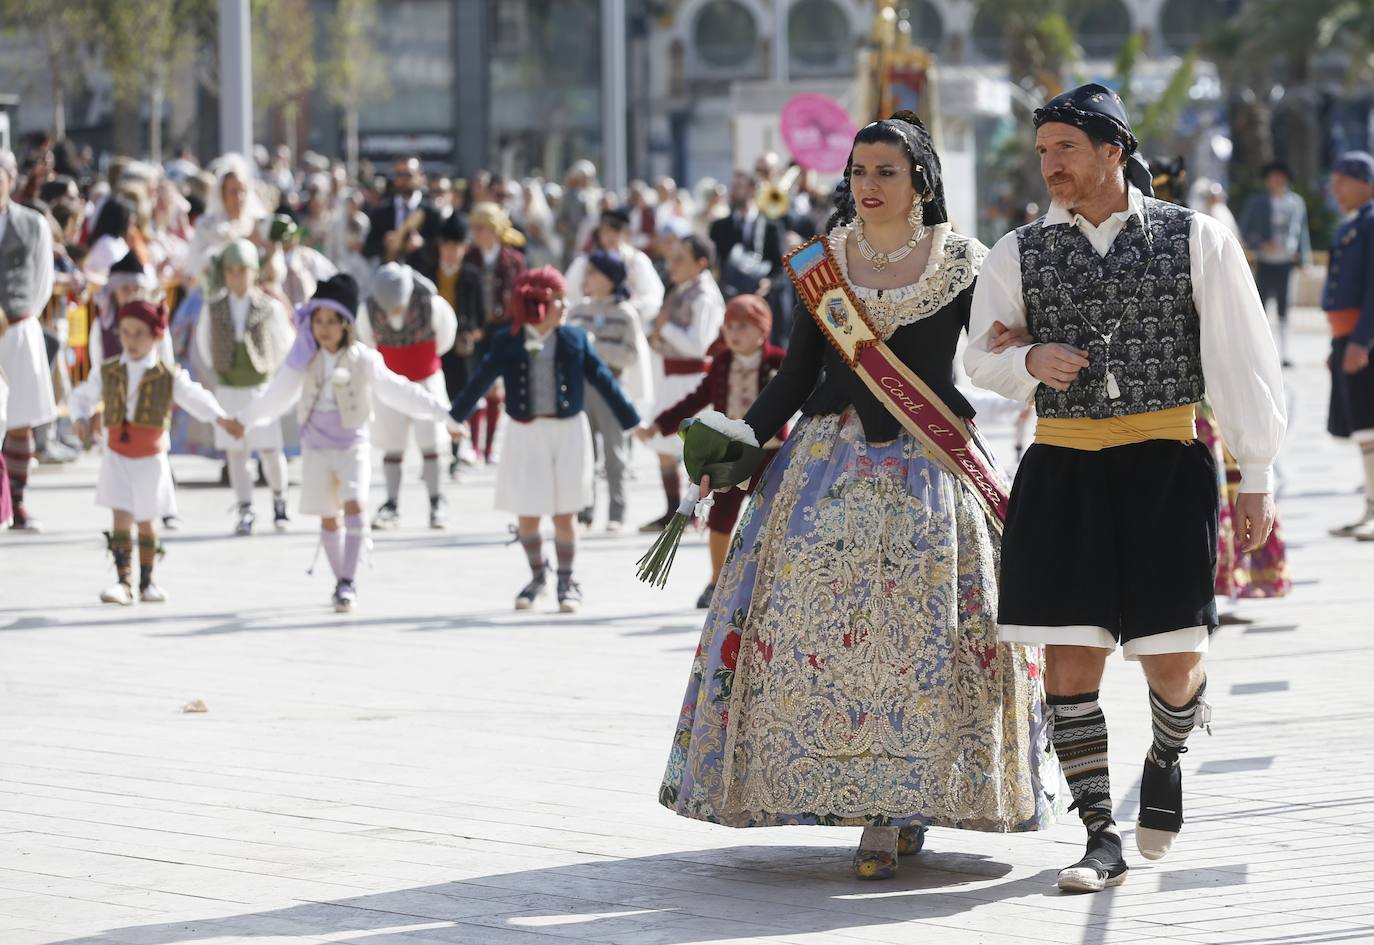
[483,394,504,461]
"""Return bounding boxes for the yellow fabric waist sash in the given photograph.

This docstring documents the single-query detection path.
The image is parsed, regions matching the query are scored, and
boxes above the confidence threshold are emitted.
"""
[1035,404,1199,451]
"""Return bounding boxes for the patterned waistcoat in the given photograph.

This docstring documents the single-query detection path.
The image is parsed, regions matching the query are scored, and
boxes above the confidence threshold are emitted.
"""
[0,204,47,322]
[101,358,175,436]
[367,283,435,347]
[208,291,280,378]
[1018,197,1204,419]
[659,274,721,359]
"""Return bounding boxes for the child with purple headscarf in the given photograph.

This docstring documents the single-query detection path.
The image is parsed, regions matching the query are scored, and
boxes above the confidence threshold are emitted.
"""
[233,274,465,613]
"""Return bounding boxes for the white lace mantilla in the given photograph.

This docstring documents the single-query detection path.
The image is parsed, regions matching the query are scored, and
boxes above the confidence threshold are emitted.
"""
[827,222,988,338]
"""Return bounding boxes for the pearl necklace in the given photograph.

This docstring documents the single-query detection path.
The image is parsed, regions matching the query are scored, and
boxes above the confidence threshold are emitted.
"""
[855,218,925,271]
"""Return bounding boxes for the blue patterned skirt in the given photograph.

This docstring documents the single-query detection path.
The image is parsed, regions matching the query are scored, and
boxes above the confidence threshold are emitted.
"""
[659,410,1059,831]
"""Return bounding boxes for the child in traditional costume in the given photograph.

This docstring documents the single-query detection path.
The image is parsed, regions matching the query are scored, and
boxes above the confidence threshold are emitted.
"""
[567,249,651,531]
[357,262,458,530]
[193,238,295,535]
[70,300,242,604]
[463,203,528,462]
[88,251,167,365]
[234,275,461,613]
[449,267,639,613]
[640,236,725,532]
[636,294,785,607]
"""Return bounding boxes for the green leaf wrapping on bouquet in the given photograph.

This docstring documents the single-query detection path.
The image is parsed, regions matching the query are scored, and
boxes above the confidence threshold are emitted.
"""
[636,418,766,588]
[680,417,767,490]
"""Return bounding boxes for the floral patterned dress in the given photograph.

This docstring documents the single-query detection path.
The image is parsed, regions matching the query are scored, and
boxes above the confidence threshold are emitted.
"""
[1198,404,1292,599]
[659,225,1060,832]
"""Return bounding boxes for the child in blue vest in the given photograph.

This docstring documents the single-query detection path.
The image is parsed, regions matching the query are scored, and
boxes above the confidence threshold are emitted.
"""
[449,267,639,612]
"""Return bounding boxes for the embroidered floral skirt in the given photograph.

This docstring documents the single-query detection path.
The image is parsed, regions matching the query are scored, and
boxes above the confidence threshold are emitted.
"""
[659,410,1059,831]
[1197,414,1291,599]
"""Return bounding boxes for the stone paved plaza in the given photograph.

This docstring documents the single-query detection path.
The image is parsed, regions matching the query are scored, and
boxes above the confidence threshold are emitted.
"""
[4,314,1374,945]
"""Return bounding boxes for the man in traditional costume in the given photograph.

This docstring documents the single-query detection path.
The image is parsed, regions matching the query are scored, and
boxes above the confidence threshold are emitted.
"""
[965,84,1287,892]
[1322,152,1374,541]
[0,149,57,531]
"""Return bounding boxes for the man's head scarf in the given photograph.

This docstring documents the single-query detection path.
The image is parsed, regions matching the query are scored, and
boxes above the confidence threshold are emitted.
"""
[1033,83,1155,197]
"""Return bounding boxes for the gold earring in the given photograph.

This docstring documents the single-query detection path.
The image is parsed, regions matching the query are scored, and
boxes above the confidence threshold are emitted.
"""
[908,198,924,230]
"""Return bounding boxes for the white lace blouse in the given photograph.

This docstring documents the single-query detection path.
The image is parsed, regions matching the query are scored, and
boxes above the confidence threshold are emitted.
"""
[826,222,989,339]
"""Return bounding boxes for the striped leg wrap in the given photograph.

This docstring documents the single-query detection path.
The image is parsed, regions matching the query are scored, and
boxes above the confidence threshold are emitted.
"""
[1049,691,1116,835]
[3,430,34,510]
[1148,678,1210,765]
[138,534,162,590]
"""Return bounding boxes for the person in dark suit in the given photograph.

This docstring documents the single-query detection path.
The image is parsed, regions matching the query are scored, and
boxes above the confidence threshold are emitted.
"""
[708,171,783,299]
[364,156,443,274]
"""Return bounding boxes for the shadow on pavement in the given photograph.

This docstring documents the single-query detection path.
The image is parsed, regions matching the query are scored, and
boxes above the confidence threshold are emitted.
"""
[39,846,1061,945]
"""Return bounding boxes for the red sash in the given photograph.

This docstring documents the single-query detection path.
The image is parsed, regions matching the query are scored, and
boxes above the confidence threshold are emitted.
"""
[108,423,164,459]
[783,236,1010,529]
[378,339,441,382]
[662,356,711,376]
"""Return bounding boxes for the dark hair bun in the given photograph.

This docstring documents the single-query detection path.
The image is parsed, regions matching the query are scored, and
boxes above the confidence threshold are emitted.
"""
[890,110,927,133]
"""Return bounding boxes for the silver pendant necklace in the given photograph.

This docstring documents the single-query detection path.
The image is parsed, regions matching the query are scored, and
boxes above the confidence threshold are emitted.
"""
[1043,208,1154,401]
[855,216,924,272]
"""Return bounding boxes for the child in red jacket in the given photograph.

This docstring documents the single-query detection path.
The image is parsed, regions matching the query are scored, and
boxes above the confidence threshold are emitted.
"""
[637,294,786,608]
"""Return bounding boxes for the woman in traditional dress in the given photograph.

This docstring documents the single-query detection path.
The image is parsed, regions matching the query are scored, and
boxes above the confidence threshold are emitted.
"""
[185,154,269,288]
[1198,403,1292,602]
[658,114,1059,879]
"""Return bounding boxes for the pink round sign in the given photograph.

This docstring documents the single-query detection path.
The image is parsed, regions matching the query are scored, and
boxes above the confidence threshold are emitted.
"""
[781,94,858,174]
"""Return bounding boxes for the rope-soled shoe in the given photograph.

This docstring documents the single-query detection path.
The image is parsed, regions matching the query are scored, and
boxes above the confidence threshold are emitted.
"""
[1137,749,1185,860]
[1057,828,1128,893]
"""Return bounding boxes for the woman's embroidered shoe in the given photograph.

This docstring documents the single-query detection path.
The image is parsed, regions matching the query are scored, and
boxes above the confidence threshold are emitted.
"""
[896,825,927,857]
[852,849,898,880]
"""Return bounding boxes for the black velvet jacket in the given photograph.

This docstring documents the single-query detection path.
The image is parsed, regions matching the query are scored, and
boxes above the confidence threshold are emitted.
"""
[743,285,977,446]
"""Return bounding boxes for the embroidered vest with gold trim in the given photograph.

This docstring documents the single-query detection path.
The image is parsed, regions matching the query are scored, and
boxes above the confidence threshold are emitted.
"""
[101,357,175,458]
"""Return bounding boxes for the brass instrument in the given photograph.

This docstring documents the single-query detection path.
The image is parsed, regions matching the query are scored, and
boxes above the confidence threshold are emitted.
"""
[759,165,802,220]
[384,206,428,262]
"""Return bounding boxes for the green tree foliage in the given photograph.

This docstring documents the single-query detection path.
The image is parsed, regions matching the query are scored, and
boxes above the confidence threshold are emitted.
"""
[0,0,99,139]
[252,0,316,154]
[321,0,389,176]
[1201,0,1372,241]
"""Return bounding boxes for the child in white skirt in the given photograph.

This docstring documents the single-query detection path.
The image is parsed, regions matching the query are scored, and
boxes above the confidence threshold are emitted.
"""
[356,262,458,530]
[448,267,640,612]
[193,237,295,535]
[70,300,242,604]
[234,274,463,613]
